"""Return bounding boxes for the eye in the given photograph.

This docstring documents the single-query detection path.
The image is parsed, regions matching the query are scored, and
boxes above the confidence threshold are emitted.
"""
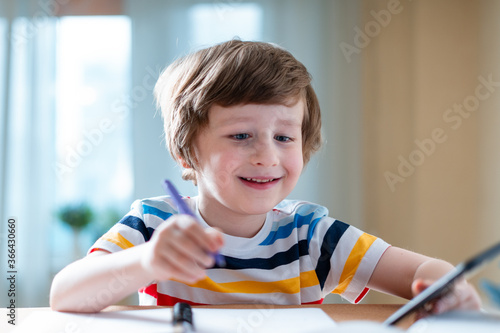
[232,133,249,140]
[275,135,291,142]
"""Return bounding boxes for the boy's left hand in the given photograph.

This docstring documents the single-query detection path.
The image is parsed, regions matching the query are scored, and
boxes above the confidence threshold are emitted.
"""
[412,278,482,317]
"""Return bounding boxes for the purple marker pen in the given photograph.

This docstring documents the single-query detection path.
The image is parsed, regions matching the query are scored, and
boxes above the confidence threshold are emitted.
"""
[162,179,226,267]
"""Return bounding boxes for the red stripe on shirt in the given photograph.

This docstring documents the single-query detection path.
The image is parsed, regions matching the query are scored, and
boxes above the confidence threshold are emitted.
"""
[354,287,369,303]
[301,298,324,305]
[157,293,208,306]
[139,284,158,300]
[139,284,208,306]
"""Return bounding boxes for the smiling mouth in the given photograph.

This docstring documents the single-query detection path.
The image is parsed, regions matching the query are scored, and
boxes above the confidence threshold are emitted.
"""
[240,177,279,183]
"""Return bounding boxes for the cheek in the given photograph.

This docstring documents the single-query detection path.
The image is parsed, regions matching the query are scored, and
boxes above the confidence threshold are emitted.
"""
[285,150,304,177]
[204,153,241,188]
[294,159,304,177]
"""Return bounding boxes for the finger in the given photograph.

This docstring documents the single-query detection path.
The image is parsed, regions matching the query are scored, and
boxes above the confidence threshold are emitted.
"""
[176,215,222,254]
[174,216,225,265]
[434,283,482,313]
[145,222,211,280]
[154,216,214,265]
[463,286,482,310]
[152,242,208,282]
[433,291,458,314]
[204,227,225,252]
[411,279,440,316]
[160,255,207,283]
[411,279,433,296]
[141,244,206,283]
[163,224,215,267]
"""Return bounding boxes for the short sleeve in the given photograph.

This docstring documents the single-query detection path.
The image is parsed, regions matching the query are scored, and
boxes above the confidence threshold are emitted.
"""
[308,216,390,303]
[88,198,173,255]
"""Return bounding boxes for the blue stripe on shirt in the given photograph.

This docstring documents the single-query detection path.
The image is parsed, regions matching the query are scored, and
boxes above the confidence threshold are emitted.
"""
[259,213,315,246]
[217,239,309,270]
[118,215,155,242]
[315,220,349,290]
[143,204,173,220]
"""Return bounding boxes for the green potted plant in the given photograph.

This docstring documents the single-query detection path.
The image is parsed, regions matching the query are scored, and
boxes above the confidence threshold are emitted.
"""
[57,203,94,259]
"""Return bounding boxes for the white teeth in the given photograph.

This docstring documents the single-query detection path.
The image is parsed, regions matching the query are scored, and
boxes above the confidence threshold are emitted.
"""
[243,178,274,183]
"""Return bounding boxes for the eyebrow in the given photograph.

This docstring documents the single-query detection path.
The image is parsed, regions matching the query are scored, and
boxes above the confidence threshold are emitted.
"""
[217,116,302,128]
[278,119,302,128]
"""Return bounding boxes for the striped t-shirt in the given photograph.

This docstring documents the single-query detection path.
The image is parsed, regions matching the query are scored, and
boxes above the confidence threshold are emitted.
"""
[89,196,390,305]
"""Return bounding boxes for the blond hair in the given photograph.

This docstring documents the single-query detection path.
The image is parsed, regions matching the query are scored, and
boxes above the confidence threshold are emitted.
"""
[155,39,322,184]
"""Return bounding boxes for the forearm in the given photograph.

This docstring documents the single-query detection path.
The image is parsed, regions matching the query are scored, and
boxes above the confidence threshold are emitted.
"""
[369,246,481,313]
[368,247,456,299]
[50,245,152,312]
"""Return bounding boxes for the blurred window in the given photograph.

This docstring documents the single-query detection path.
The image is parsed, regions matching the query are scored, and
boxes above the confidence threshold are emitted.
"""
[53,16,132,260]
[189,2,263,47]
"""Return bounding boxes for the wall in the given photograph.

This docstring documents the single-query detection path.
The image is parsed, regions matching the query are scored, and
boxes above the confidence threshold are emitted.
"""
[478,0,500,297]
[362,0,499,304]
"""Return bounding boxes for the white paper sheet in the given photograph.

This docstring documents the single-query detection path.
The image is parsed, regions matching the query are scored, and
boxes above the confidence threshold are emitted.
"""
[11,307,338,333]
[407,311,500,333]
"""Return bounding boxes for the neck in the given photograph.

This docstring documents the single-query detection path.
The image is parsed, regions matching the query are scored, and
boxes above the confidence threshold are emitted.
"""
[197,197,267,238]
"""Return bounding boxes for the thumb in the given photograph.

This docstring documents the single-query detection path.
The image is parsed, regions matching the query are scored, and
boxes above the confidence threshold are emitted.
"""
[411,278,433,297]
[411,279,438,319]
[205,227,224,252]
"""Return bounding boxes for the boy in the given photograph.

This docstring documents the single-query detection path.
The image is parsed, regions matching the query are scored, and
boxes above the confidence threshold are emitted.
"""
[50,40,481,314]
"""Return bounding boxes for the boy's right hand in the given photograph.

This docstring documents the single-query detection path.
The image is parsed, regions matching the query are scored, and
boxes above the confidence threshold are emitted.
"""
[140,214,224,283]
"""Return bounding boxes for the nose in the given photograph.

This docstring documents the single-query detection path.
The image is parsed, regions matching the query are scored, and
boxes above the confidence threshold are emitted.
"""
[249,138,279,167]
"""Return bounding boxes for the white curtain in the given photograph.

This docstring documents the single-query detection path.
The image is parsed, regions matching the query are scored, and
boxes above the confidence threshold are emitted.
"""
[0,1,57,307]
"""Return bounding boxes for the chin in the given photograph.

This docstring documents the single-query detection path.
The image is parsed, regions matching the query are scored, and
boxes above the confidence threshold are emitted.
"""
[240,199,282,215]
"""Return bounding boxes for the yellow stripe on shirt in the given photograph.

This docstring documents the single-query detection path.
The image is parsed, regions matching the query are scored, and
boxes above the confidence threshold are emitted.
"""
[101,231,134,250]
[332,233,377,295]
[185,273,318,295]
[182,270,319,295]
[300,270,320,289]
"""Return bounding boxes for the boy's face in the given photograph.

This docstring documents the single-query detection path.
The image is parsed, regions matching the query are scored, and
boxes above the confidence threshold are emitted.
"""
[193,101,304,223]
